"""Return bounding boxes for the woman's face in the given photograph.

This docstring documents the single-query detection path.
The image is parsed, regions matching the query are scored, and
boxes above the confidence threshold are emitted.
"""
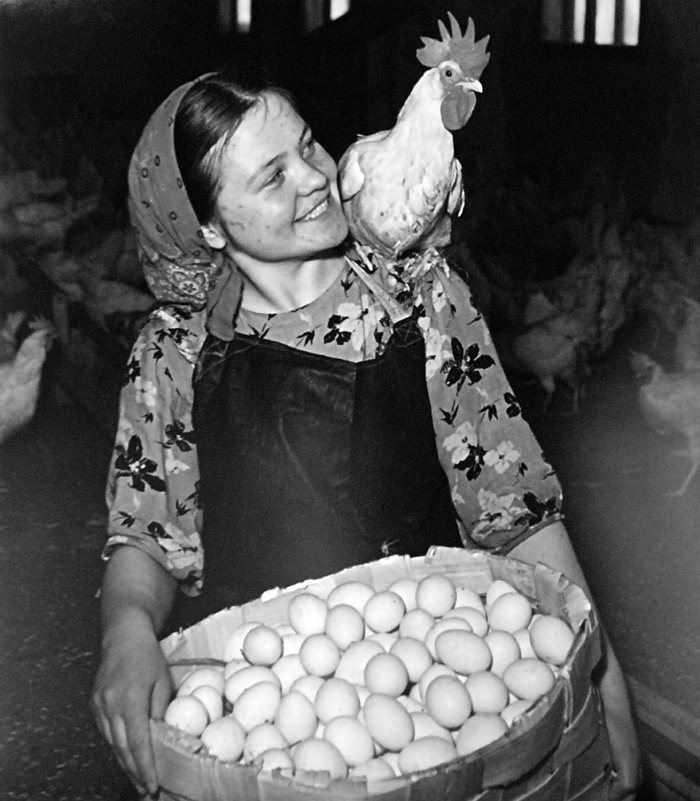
[206,93,348,265]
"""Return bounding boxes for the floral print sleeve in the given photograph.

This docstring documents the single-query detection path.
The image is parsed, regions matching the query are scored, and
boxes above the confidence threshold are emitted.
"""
[416,262,563,552]
[102,305,206,596]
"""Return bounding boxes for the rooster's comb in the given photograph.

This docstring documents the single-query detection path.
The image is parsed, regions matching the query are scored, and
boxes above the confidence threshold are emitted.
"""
[417,13,490,78]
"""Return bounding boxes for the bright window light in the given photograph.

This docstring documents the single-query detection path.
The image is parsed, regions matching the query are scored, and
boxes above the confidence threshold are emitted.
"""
[330,0,351,20]
[543,0,640,45]
[236,0,251,34]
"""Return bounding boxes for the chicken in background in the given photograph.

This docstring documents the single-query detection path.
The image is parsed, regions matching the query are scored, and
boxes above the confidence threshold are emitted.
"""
[338,13,489,260]
[0,310,27,364]
[0,316,55,445]
[629,351,700,497]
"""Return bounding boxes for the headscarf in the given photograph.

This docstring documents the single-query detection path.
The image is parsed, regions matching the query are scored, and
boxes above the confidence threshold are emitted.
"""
[127,74,243,339]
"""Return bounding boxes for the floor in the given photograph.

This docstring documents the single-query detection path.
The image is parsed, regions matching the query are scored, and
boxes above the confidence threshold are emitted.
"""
[0,313,699,800]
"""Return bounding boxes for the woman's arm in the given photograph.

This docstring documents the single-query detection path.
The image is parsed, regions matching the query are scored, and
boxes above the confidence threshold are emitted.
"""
[510,521,640,801]
[92,545,178,798]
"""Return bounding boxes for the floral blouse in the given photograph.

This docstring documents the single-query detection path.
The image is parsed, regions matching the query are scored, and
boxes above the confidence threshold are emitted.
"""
[104,251,562,596]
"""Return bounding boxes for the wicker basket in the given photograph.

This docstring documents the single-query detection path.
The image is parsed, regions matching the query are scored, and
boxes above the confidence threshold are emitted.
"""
[152,547,612,801]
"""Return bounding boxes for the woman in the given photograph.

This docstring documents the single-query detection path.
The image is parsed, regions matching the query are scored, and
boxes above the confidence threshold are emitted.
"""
[92,70,639,799]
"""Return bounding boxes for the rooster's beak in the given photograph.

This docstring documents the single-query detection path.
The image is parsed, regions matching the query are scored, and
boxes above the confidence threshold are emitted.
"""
[458,78,483,94]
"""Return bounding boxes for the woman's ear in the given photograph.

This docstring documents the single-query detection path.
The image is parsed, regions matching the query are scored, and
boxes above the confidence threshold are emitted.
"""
[200,225,227,250]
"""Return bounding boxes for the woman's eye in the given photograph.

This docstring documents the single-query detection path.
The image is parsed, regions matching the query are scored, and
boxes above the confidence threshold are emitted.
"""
[266,169,285,187]
[303,138,317,157]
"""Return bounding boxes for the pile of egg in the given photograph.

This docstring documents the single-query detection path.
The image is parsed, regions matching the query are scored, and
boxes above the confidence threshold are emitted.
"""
[163,573,576,784]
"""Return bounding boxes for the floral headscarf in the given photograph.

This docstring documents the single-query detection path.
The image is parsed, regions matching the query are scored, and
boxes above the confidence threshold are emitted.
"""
[128,74,242,339]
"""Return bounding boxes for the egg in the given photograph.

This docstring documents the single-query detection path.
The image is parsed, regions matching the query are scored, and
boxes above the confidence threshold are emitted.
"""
[487,591,533,633]
[275,690,318,745]
[484,630,521,677]
[288,593,328,636]
[290,673,325,705]
[512,628,537,659]
[528,614,575,666]
[349,757,397,783]
[242,624,283,666]
[292,737,348,779]
[464,670,509,714]
[381,750,401,773]
[324,603,366,650]
[164,695,209,736]
[417,663,457,702]
[410,712,453,743]
[191,684,224,722]
[323,715,375,766]
[454,585,485,613]
[434,629,492,675]
[224,665,280,705]
[281,632,306,656]
[501,698,535,728]
[454,713,508,756]
[315,677,361,723]
[424,675,472,730]
[398,608,435,642]
[254,747,294,773]
[387,577,418,611]
[415,574,457,617]
[327,581,375,613]
[423,617,471,660]
[443,606,489,637]
[389,637,433,684]
[299,633,341,677]
[223,658,249,680]
[363,591,406,633]
[398,736,458,774]
[271,653,307,694]
[364,652,409,697]
[485,579,517,610]
[243,722,287,763]
[503,658,556,701]
[335,638,384,684]
[176,666,225,697]
[200,715,246,761]
[223,622,263,662]
[232,681,281,732]
[366,631,399,651]
[363,694,415,751]
[397,694,423,714]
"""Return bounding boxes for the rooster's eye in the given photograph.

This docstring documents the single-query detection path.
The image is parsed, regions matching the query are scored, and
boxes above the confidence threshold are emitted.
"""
[445,69,454,78]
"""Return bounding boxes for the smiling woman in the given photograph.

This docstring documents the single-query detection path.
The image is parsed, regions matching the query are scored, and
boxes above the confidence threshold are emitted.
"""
[92,68,639,800]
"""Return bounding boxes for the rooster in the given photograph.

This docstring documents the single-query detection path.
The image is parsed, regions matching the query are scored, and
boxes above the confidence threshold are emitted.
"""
[338,13,489,259]
[629,351,700,497]
[0,317,55,444]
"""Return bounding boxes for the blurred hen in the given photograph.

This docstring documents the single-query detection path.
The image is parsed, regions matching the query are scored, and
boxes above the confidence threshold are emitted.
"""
[629,351,700,497]
[338,13,489,259]
[0,316,55,444]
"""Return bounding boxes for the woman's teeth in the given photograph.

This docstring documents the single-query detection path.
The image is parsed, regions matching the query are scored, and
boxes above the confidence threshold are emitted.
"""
[302,199,329,221]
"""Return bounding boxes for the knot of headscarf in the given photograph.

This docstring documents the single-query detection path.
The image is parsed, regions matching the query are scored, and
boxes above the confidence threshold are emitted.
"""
[128,74,242,339]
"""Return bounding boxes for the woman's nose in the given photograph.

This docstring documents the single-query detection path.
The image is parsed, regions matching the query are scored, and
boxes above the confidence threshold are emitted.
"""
[297,159,329,195]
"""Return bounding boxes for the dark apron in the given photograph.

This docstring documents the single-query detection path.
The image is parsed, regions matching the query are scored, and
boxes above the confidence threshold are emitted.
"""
[176,289,461,627]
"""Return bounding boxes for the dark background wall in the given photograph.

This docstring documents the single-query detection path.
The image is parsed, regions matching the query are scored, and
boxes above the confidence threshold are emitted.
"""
[1,0,698,224]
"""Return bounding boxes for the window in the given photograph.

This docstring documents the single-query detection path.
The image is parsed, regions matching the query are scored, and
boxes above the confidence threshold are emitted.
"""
[542,0,640,46]
[218,0,250,35]
[305,0,352,33]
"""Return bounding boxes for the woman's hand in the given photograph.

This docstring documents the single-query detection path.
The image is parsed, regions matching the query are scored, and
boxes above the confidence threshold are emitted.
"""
[92,617,173,796]
[92,546,178,797]
[509,522,641,799]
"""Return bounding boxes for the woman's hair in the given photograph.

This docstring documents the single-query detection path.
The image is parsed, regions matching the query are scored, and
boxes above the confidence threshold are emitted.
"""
[174,69,299,225]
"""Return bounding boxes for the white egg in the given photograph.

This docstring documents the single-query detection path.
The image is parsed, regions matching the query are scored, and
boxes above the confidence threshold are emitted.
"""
[398,736,458,774]
[292,737,348,779]
[164,695,209,736]
[223,622,263,662]
[243,722,287,764]
[363,694,415,751]
[415,574,457,617]
[275,690,318,745]
[454,713,508,756]
[327,581,375,613]
[323,715,375,767]
[191,684,224,722]
[176,666,225,697]
[201,715,246,761]
[288,592,328,636]
[487,591,533,633]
